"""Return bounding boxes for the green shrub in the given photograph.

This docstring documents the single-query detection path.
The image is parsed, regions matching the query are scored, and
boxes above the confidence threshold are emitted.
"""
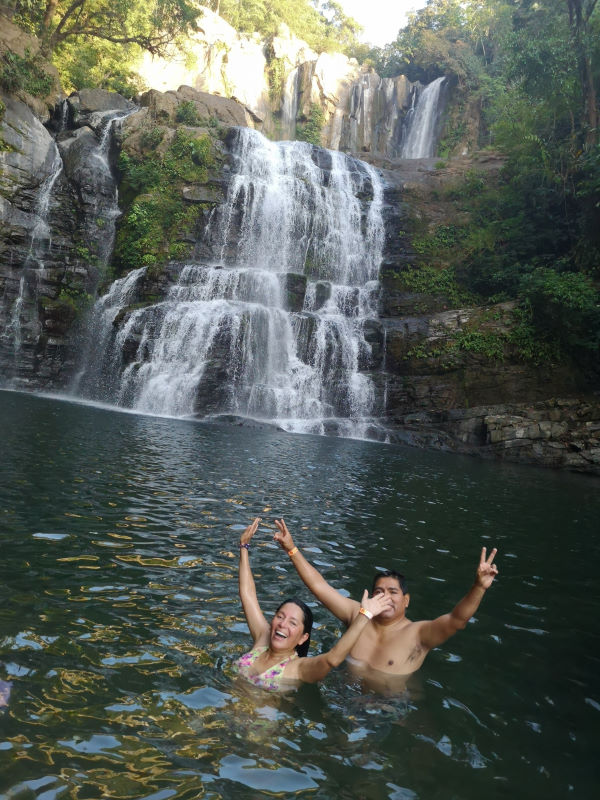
[413,224,463,255]
[175,100,200,125]
[519,268,600,353]
[267,56,286,104]
[397,264,475,306]
[115,131,215,272]
[140,127,165,150]
[0,49,54,97]
[296,104,325,146]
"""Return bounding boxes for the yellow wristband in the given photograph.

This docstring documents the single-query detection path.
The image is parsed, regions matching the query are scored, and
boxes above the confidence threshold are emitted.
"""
[287,546,299,557]
[359,607,373,620]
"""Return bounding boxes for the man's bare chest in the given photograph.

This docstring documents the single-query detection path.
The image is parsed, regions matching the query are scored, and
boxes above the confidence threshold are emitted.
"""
[350,622,426,673]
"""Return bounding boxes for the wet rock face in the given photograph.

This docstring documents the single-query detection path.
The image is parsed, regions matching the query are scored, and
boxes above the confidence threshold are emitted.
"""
[372,158,600,473]
[0,89,134,388]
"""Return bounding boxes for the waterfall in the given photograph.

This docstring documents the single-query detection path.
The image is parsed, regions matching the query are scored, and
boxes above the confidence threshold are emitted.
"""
[401,77,446,159]
[1,143,63,375]
[83,110,134,266]
[26,144,63,267]
[77,128,387,439]
[280,67,300,141]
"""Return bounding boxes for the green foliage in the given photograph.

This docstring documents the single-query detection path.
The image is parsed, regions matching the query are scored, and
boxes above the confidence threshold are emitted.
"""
[413,224,463,255]
[452,329,505,360]
[14,0,201,56]
[437,118,466,159]
[140,127,165,150]
[175,100,200,125]
[56,285,93,315]
[0,99,11,153]
[296,103,325,145]
[506,306,563,365]
[405,306,565,366]
[395,264,475,307]
[115,128,215,272]
[52,39,145,97]
[0,48,54,97]
[520,268,600,352]
[214,0,362,55]
[267,56,286,104]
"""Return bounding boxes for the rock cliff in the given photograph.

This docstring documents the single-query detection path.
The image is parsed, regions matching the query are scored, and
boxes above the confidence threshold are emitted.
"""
[372,155,600,473]
[135,6,450,158]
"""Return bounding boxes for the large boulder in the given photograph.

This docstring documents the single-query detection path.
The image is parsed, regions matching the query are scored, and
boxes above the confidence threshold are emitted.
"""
[0,13,62,121]
[0,96,57,205]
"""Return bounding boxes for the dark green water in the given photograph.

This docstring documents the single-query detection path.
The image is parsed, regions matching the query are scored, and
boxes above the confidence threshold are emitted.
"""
[1,390,598,799]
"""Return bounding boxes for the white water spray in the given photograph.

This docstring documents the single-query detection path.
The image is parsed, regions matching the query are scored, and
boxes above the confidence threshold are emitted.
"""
[401,77,446,159]
[77,128,387,439]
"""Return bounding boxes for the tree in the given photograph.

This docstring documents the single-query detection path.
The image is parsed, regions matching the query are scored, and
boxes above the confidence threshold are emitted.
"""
[12,0,200,56]
[566,0,598,146]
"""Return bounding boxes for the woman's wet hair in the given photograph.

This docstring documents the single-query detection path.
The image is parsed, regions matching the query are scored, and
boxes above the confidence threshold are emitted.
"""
[276,598,313,657]
[372,569,408,595]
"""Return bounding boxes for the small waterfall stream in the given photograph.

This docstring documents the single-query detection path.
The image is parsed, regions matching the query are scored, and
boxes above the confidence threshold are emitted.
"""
[401,76,446,158]
[81,110,133,266]
[2,143,63,372]
[1,106,131,386]
[280,67,300,141]
[77,128,387,439]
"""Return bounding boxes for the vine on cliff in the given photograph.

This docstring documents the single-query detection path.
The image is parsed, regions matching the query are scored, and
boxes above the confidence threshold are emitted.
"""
[296,103,325,146]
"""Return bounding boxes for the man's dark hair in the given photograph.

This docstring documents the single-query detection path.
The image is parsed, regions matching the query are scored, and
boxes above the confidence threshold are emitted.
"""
[372,570,408,595]
[276,597,313,657]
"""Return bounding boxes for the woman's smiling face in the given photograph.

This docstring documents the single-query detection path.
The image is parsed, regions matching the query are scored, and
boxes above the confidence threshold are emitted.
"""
[270,602,309,651]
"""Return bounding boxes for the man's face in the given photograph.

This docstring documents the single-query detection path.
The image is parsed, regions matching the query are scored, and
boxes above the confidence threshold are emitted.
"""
[373,576,409,619]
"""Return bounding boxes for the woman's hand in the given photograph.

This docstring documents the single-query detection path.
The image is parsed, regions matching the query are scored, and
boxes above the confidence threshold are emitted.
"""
[273,518,295,552]
[359,589,394,618]
[240,517,261,547]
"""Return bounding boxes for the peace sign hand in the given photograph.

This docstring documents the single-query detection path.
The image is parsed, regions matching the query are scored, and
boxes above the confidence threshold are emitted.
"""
[476,546,498,589]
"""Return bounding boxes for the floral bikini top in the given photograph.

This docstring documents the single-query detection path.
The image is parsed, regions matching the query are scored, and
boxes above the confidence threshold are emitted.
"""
[234,646,298,691]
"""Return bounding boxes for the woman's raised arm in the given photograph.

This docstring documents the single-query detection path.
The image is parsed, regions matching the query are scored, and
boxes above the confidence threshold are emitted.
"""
[238,518,270,644]
[294,590,392,683]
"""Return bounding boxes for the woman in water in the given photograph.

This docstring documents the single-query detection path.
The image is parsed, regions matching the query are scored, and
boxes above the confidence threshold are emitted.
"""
[235,518,391,691]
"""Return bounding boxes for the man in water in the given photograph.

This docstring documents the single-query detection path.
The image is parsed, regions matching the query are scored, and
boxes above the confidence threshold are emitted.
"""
[274,519,498,693]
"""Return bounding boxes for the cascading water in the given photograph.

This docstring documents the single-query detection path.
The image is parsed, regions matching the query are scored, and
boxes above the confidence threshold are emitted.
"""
[77,128,387,439]
[1,103,135,387]
[280,67,300,141]
[1,142,63,372]
[401,76,446,159]
[81,110,134,266]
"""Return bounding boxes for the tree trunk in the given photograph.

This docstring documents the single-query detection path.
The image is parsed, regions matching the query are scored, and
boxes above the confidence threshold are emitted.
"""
[42,0,60,32]
[566,0,598,147]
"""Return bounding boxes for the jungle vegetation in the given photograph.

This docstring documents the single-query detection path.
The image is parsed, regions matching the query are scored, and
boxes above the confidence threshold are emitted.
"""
[372,0,599,377]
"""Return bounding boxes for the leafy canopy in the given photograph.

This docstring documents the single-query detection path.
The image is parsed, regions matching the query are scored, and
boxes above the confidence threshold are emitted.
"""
[11,0,200,55]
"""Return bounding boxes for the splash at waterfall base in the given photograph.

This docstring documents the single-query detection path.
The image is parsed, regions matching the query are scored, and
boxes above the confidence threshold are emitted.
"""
[1,86,599,473]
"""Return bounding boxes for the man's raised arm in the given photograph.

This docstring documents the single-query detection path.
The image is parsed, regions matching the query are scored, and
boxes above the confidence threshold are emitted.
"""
[418,547,498,651]
[274,519,359,626]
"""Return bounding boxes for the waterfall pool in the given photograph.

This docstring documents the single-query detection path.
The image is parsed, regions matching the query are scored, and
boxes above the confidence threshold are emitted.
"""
[0,389,598,799]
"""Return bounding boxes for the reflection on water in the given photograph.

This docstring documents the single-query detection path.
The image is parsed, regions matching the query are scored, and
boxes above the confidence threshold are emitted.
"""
[1,389,599,798]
